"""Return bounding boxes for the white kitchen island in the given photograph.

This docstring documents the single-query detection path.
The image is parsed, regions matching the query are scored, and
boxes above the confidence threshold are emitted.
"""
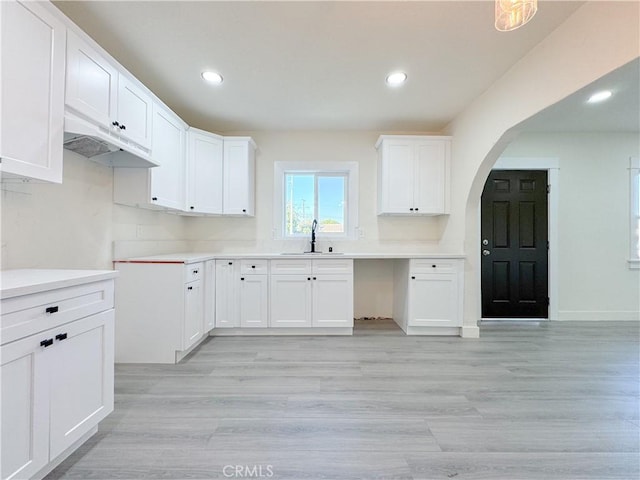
[114,253,467,364]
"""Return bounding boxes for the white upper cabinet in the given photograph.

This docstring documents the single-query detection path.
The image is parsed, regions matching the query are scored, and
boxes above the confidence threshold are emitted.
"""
[376,135,451,215]
[0,0,65,183]
[65,30,152,151]
[186,128,223,214]
[112,102,186,211]
[223,137,256,216]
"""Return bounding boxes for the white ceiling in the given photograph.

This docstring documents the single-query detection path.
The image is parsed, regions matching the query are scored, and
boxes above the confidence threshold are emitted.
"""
[53,1,636,134]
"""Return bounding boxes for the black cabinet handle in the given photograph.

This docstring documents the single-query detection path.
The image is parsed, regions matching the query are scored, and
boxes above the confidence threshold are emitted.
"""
[240,277,245,281]
[228,262,233,265]
[190,206,194,210]
[307,277,311,281]
[242,209,247,213]
[187,286,193,290]
[119,124,126,130]
[193,269,199,274]
[415,208,419,211]
[45,306,59,314]
[411,276,416,280]
[251,265,256,269]
[112,121,119,127]
[409,208,414,211]
[152,197,158,201]
[55,333,67,341]
[432,264,437,268]
[313,277,317,280]
[40,338,53,348]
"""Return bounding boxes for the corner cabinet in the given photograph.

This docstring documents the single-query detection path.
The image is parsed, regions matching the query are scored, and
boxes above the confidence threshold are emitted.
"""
[113,102,187,211]
[113,261,206,364]
[376,135,451,215]
[0,0,65,183]
[0,271,116,480]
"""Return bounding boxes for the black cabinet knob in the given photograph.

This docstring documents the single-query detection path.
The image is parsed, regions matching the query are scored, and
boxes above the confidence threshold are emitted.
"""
[307,277,311,281]
[242,209,247,213]
[313,277,317,280]
[40,338,53,348]
[55,333,67,341]
[432,264,437,268]
[45,306,59,314]
[409,208,414,211]
[190,206,195,210]
[415,208,419,211]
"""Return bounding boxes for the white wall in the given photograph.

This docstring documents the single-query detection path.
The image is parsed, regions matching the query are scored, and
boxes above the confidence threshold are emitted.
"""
[500,133,639,320]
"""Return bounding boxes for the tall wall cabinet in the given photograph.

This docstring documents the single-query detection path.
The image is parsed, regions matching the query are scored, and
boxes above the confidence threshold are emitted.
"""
[0,0,65,183]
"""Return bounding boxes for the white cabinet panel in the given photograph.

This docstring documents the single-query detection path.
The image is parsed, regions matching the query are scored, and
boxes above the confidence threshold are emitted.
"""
[312,274,354,328]
[240,275,269,328]
[183,280,203,349]
[223,138,256,216]
[0,334,50,480]
[116,75,152,149]
[186,129,223,214]
[215,260,240,328]
[0,0,65,183]
[415,141,447,213]
[65,30,117,128]
[409,274,459,327]
[269,275,312,327]
[378,141,414,213]
[204,260,216,332]
[49,311,114,459]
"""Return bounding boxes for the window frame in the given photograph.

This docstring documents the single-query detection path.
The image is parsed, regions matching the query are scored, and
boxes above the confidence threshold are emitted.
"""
[274,161,359,241]
[629,157,640,269]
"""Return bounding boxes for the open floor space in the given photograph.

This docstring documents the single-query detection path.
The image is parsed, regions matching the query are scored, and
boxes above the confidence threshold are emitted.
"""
[46,320,639,479]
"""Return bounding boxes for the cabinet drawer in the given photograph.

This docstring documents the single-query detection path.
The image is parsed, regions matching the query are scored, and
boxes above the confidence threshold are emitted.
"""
[240,259,269,275]
[184,263,203,282]
[1,280,114,345]
[410,259,457,274]
[270,259,311,275]
[312,259,353,274]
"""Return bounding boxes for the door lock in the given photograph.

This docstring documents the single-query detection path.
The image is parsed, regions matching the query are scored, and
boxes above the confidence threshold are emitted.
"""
[482,239,489,246]
[482,249,491,256]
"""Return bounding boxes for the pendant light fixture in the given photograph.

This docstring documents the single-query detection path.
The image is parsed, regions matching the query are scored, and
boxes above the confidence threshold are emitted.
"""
[495,0,538,32]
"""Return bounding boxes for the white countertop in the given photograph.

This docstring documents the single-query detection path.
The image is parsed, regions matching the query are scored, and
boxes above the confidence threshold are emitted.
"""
[1,269,119,299]
[114,252,466,264]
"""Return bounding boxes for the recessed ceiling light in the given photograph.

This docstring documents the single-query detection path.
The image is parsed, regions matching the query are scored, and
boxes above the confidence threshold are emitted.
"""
[587,90,612,103]
[386,71,407,86]
[202,71,223,84]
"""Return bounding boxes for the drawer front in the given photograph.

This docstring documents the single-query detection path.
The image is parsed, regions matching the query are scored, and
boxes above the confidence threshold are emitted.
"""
[1,280,115,345]
[240,259,269,275]
[184,263,203,282]
[270,259,311,275]
[312,258,353,274]
[410,259,458,274]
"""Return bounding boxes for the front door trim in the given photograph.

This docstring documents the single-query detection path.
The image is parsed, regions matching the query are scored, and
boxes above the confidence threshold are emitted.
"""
[481,157,559,321]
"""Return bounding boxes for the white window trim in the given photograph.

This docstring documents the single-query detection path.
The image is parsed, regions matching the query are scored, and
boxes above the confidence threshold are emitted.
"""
[629,157,640,269]
[274,161,359,240]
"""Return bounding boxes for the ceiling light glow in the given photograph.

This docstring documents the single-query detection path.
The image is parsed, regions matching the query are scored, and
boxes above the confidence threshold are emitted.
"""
[202,71,223,84]
[587,90,612,103]
[386,72,407,86]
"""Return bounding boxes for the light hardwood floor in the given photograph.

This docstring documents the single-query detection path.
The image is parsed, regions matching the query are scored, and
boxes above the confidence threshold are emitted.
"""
[47,319,639,479]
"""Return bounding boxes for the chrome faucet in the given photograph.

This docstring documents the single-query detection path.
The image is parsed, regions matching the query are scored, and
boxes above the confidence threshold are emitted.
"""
[309,219,318,253]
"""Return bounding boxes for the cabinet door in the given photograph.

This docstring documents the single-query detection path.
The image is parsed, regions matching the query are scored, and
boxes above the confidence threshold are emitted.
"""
[409,274,459,327]
[0,0,65,183]
[65,30,117,130]
[48,310,114,460]
[183,280,203,350]
[187,130,223,214]
[223,139,255,216]
[378,141,414,214]
[150,103,186,210]
[239,275,268,328]
[414,141,447,214]
[269,275,311,327]
[1,332,50,480]
[117,75,152,149]
[215,261,239,328]
[204,260,216,332]
[312,274,354,327]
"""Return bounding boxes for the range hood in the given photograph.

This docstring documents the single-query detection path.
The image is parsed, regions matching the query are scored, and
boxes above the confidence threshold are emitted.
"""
[63,113,159,168]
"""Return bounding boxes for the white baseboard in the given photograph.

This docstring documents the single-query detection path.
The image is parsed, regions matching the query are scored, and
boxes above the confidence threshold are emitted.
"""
[557,311,640,321]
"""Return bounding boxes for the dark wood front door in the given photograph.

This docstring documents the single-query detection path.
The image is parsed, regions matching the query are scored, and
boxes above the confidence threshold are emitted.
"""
[481,170,549,318]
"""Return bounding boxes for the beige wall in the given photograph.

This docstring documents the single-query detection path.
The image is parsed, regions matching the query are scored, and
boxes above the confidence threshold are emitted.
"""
[500,132,640,320]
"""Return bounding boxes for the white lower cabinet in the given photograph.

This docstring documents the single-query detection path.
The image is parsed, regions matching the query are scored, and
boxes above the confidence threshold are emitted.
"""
[239,275,269,328]
[0,272,116,480]
[394,258,464,333]
[204,260,216,332]
[270,259,353,329]
[114,261,205,363]
[215,260,240,328]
